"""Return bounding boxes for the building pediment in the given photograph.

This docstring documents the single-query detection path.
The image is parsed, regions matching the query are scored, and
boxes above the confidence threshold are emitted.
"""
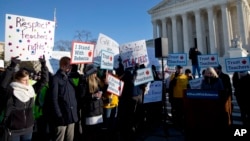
[148,0,188,14]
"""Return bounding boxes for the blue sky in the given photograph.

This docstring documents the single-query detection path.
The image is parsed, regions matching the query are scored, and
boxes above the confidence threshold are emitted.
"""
[0,0,162,45]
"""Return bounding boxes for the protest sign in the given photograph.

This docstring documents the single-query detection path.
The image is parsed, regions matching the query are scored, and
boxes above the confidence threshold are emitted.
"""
[134,67,154,86]
[5,14,55,61]
[225,57,250,72]
[71,41,94,64]
[94,33,119,68]
[198,54,219,68]
[144,81,162,103]
[167,53,187,66]
[100,50,114,70]
[107,74,124,96]
[120,40,149,69]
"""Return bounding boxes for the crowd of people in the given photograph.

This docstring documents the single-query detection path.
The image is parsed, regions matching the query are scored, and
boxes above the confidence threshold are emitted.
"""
[0,53,249,141]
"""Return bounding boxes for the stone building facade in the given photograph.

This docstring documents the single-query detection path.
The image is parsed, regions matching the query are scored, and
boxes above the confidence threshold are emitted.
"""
[148,0,250,59]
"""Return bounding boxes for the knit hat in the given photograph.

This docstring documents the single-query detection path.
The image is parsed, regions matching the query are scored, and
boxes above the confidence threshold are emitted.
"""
[84,64,97,74]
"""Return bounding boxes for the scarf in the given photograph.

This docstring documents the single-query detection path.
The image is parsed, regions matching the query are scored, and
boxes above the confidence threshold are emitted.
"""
[10,82,35,102]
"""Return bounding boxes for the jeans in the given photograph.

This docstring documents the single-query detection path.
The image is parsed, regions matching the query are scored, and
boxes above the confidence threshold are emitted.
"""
[10,132,32,141]
[192,64,201,78]
[103,107,118,130]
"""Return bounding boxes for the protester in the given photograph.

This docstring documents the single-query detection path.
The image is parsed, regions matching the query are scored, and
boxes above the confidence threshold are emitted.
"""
[78,64,103,141]
[189,47,202,78]
[49,56,78,141]
[0,56,48,141]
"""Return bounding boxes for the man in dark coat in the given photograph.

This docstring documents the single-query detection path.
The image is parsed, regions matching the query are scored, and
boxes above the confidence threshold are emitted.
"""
[49,56,78,141]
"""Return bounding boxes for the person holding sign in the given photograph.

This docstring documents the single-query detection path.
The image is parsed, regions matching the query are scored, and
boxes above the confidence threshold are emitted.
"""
[168,65,188,130]
[78,64,103,141]
[0,56,49,141]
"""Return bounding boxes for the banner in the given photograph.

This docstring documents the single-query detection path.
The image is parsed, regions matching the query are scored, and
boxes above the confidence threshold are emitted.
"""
[100,50,114,70]
[144,81,162,103]
[225,57,250,72]
[5,14,55,61]
[167,53,187,66]
[198,54,219,68]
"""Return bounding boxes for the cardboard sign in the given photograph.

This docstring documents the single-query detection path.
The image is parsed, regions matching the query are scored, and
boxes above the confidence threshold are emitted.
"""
[198,54,219,68]
[167,53,187,66]
[94,33,119,68]
[144,81,162,103]
[119,40,149,69]
[134,67,154,86]
[100,50,114,70]
[107,74,124,96]
[5,14,55,61]
[71,41,94,64]
[189,77,203,89]
[225,57,250,72]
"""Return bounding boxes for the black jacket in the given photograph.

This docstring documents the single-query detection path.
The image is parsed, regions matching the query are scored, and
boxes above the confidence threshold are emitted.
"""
[0,65,48,134]
[50,69,79,125]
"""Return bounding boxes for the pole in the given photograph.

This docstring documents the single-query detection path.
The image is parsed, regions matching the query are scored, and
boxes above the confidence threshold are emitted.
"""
[161,57,168,135]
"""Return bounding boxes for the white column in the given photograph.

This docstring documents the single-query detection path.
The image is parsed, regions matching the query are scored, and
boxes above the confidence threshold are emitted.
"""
[171,16,178,53]
[162,18,167,38]
[237,0,247,47]
[207,6,217,54]
[194,9,203,53]
[152,20,158,39]
[221,3,231,52]
[182,13,189,53]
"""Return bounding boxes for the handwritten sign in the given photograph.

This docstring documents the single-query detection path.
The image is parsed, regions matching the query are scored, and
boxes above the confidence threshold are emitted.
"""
[189,77,203,89]
[134,67,154,86]
[5,14,55,61]
[167,53,187,66]
[225,57,250,72]
[71,41,94,64]
[94,33,120,68]
[120,40,149,69]
[144,81,162,103]
[186,89,219,99]
[107,74,124,96]
[198,54,219,68]
[100,50,114,70]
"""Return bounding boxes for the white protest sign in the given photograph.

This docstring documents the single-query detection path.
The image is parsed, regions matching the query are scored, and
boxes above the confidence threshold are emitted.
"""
[225,57,250,72]
[100,50,114,70]
[189,77,203,89]
[120,40,149,69]
[94,33,120,68]
[198,54,219,68]
[71,41,94,64]
[0,60,4,68]
[5,14,55,61]
[134,67,154,86]
[144,81,162,103]
[107,74,124,96]
[167,53,187,66]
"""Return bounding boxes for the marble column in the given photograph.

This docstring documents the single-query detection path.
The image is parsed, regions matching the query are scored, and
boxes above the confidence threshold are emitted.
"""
[171,16,178,53]
[162,18,167,38]
[182,13,189,53]
[237,0,247,47]
[207,6,217,54]
[194,9,203,53]
[152,20,158,39]
[221,3,231,52]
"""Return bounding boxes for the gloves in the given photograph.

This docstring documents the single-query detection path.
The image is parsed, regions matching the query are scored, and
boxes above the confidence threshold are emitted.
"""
[10,56,20,68]
[39,55,46,66]
[56,116,65,126]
